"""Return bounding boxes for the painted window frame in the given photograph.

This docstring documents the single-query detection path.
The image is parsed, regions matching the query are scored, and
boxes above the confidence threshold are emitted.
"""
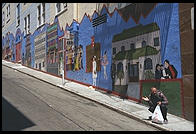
[24,14,30,35]
[37,4,41,27]
[130,43,135,50]
[2,11,5,27]
[42,3,45,25]
[121,46,125,52]
[144,58,153,70]
[55,3,68,16]
[153,37,160,46]
[37,3,45,28]
[6,4,10,23]
[142,40,146,48]
[16,3,20,27]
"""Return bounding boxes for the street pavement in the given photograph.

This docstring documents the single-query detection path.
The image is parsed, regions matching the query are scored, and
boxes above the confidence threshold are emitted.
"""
[2,60,194,131]
[2,65,159,131]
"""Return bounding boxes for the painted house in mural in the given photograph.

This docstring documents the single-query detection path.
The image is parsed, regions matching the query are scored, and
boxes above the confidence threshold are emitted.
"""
[46,22,59,75]
[24,35,31,66]
[34,30,47,71]
[112,22,161,86]
[2,36,11,61]
[15,30,22,63]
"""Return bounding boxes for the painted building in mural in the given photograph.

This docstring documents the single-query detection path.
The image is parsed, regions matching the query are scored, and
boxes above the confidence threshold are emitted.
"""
[2,3,194,121]
[112,22,161,86]
[46,22,59,75]
[34,29,47,71]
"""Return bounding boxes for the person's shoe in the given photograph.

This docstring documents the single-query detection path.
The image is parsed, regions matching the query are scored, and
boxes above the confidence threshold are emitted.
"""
[148,116,152,120]
[164,119,168,124]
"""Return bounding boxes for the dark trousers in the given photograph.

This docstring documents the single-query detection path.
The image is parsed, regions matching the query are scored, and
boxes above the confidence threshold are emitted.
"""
[148,104,168,120]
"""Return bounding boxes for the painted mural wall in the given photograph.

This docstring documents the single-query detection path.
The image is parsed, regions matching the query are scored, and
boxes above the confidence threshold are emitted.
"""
[65,3,181,93]
[2,3,184,117]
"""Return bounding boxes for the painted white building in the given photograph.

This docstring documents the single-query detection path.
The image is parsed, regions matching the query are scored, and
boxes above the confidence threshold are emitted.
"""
[34,31,47,71]
[112,23,161,85]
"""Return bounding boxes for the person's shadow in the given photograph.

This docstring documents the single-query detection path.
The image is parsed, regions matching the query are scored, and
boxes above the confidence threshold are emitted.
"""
[2,97,35,131]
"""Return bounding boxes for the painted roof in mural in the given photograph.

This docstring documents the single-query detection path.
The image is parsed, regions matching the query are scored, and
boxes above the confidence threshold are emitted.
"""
[114,45,159,61]
[112,22,160,42]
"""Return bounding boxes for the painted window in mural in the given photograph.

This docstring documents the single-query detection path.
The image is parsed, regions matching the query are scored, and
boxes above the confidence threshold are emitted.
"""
[130,43,135,50]
[121,46,125,52]
[142,40,146,47]
[154,37,160,46]
[144,58,152,70]
[128,63,139,82]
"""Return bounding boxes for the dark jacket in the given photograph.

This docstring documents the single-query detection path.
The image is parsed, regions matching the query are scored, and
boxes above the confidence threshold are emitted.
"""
[148,90,168,112]
[155,70,163,79]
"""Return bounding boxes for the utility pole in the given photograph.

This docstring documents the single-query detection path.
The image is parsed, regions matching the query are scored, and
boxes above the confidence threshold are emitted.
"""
[60,36,66,86]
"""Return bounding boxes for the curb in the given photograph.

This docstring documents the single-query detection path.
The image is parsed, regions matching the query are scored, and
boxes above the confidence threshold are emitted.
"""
[3,63,171,131]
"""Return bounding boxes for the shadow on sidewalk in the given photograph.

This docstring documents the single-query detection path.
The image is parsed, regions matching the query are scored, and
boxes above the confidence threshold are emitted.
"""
[2,97,35,131]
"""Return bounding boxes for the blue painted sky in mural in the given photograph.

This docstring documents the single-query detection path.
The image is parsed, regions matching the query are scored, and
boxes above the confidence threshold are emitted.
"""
[65,3,182,91]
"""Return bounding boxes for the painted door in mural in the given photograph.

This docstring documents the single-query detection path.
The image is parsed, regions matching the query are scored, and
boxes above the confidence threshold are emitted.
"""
[128,62,139,82]
[39,63,41,70]
[16,42,21,62]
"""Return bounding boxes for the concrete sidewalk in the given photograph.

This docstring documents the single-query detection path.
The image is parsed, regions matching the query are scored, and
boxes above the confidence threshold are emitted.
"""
[2,60,194,131]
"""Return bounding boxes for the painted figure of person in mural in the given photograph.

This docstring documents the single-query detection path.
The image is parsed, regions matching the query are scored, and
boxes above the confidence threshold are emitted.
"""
[74,47,80,71]
[160,64,167,79]
[92,56,97,87]
[78,45,83,70]
[155,64,163,79]
[101,51,109,80]
[164,60,178,79]
[74,45,83,71]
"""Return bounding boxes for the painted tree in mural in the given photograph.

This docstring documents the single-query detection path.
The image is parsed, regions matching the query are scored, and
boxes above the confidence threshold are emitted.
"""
[117,70,124,86]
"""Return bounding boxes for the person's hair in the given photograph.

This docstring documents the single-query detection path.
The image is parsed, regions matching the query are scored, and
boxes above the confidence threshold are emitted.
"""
[151,86,157,89]
[155,64,160,70]
[164,59,170,64]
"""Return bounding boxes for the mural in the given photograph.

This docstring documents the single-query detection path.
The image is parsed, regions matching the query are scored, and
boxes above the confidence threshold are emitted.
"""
[2,3,184,117]
[34,25,48,71]
[46,17,64,75]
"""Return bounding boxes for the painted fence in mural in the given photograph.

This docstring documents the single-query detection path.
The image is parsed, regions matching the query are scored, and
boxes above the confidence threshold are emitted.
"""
[2,3,184,117]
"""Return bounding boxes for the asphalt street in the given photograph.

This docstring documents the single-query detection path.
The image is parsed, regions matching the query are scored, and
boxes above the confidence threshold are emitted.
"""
[2,65,159,131]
